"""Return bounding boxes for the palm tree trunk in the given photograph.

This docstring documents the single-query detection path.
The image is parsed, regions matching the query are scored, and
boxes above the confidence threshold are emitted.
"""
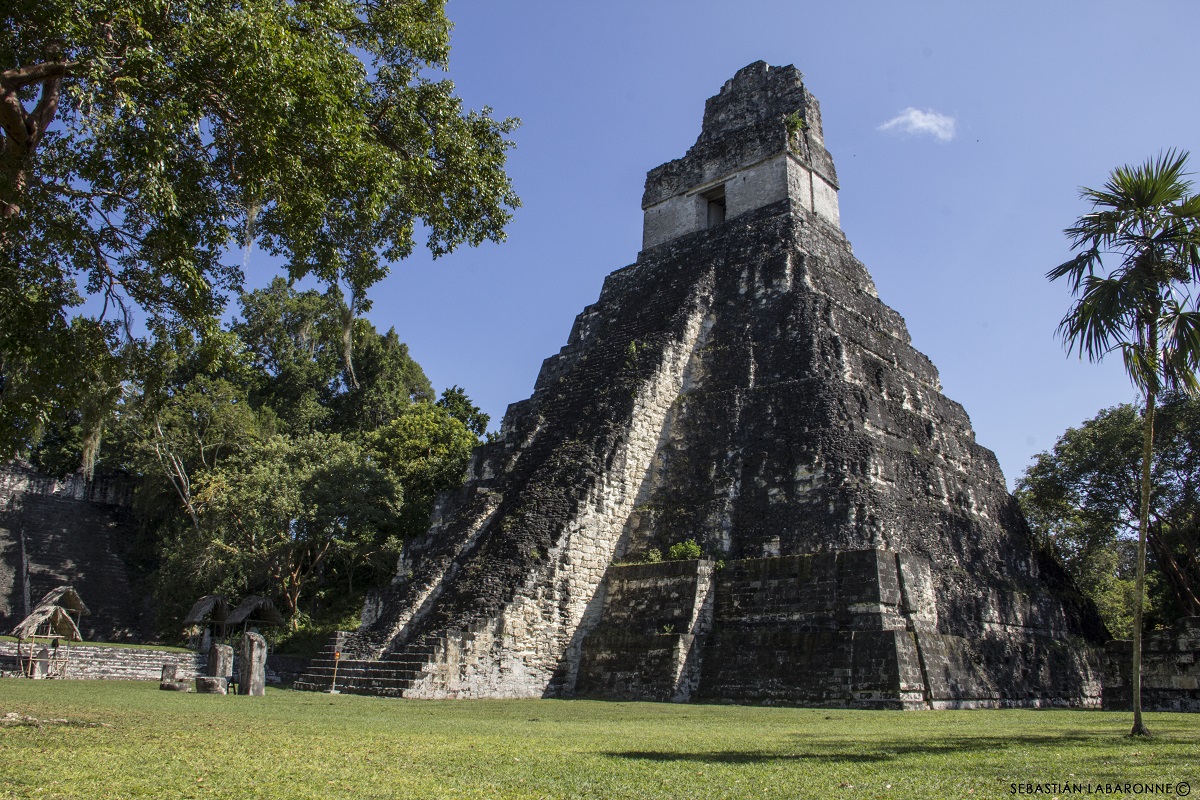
[1131,389,1155,737]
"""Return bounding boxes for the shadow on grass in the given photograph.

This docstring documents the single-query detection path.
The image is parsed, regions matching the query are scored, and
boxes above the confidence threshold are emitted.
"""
[606,733,1098,765]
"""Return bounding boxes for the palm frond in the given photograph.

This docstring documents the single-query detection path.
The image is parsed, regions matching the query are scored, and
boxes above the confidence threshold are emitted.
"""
[1053,150,1200,396]
[1047,250,1098,288]
[1119,342,1157,394]
[1057,275,1138,360]
[1105,149,1191,210]
[1161,306,1200,395]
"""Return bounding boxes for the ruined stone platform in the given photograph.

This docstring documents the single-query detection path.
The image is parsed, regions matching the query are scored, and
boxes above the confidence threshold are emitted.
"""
[296,62,1106,707]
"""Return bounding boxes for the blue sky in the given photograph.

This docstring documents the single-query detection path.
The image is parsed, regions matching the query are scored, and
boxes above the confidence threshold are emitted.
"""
[257,1,1200,488]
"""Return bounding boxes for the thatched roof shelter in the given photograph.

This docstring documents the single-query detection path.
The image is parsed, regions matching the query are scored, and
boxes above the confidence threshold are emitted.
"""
[33,586,90,617]
[11,604,83,641]
[182,594,230,628]
[225,596,287,629]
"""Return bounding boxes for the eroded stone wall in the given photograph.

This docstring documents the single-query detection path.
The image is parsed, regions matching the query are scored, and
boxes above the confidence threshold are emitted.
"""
[1103,618,1200,712]
[0,462,149,641]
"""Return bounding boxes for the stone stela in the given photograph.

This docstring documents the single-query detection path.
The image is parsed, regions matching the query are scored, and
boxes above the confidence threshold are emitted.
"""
[295,62,1108,708]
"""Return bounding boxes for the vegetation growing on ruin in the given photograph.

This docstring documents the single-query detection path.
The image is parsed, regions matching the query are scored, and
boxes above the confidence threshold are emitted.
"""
[3,681,1199,799]
[784,110,807,138]
[666,538,704,561]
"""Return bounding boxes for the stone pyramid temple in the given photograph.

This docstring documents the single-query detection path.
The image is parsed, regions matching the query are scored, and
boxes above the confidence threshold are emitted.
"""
[296,62,1106,707]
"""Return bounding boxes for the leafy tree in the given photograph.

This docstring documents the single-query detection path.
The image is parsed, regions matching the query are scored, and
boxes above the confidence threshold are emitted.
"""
[234,278,432,434]
[366,401,477,541]
[331,326,432,432]
[436,385,490,437]
[1048,150,1200,736]
[1,0,518,461]
[191,432,403,621]
[1017,398,1200,638]
[111,330,263,526]
[234,279,346,433]
[2,317,124,471]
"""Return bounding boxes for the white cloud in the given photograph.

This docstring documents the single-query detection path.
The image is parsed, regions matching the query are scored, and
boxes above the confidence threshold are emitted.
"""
[877,107,957,142]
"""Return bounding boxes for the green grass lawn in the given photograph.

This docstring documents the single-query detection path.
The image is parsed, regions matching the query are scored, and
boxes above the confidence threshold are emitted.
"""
[1,681,1197,799]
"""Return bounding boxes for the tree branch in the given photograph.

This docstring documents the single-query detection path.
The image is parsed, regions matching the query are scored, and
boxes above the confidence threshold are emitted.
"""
[0,60,79,90]
[26,74,64,145]
[0,90,28,146]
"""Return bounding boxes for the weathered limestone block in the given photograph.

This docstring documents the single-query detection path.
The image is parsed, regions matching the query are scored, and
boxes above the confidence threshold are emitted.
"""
[238,633,267,696]
[31,647,49,679]
[159,663,190,692]
[208,644,233,679]
[194,676,228,694]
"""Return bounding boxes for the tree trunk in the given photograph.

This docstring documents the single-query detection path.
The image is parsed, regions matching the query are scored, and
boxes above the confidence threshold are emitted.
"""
[1148,524,1200,617]
[1131,389,1155,737]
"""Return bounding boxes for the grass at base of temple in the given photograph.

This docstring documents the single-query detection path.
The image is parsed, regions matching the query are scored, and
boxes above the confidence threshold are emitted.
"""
[1,681,1197,799]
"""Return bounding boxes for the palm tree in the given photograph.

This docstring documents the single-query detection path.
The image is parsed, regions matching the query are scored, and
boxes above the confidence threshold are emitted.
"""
[1049,150,1200,736]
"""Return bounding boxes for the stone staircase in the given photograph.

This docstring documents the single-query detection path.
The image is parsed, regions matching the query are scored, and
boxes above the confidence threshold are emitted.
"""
[293,631,443,697]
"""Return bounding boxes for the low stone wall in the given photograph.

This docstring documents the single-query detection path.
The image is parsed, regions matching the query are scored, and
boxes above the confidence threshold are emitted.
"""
[0,640,205,681]
[0,641,310,685]
[1103,617,1200,712]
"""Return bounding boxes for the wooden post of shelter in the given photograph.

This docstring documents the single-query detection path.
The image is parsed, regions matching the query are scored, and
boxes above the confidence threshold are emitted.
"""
[181,595,230,651]
[10,587,89,679]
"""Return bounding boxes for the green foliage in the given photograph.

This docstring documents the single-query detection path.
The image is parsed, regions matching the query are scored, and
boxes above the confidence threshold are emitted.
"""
[436,385,490,437]
[0,318,125,475]
[335,326,433,432]
[642,548,662,564]
[365,401,478,540]
[1017,396,1200,635]
[784,110,807,137]
[624,339,650,372]
[0,0,519,460]
[666,539,703,561]
[5,682,1200,798]
[188,432,403,620]
[60,283,487,635]
[233,278,433,435]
